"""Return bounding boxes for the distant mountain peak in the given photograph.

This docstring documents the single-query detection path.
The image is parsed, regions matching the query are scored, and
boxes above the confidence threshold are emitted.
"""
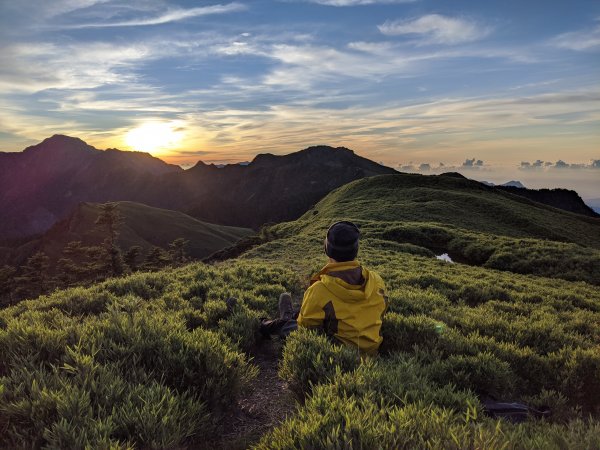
[479,180,526,188]
[440,172,467,179]
[47,134,86,143]
[304,145,354,154]
[250,145,365,168]
[502,180,525,188]
[24,134,97,155]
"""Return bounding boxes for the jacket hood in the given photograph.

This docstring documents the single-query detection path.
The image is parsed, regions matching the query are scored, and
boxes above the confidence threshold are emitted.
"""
[312,260,376,303]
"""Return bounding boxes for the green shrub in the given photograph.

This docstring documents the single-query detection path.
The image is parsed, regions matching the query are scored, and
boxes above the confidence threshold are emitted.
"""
[219,307,262,353]
[560,347,600,414]
[112,382,209,449]
[89,311,255,413]
[279,328,361,399]
[379,312,441,354]
[427,352,516,398]
[256,388,600,450]
[103,272,168,299]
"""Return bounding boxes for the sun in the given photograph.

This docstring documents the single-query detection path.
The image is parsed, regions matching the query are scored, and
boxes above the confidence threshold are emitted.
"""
[125,122,183,154]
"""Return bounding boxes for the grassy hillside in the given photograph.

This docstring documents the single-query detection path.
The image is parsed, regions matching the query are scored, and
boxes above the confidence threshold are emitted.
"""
[301,173,600,246]
[7,201,254,266]
[1,174,599,448]
[263,174,600,284]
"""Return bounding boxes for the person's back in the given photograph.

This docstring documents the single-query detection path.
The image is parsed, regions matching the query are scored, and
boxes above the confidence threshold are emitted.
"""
[258,221,387,354]
[297,221,387,354]
[298,259,386,354]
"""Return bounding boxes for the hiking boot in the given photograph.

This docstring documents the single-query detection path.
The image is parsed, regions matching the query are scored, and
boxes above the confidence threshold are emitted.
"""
[278,293,293,321]
[225,297,238,313]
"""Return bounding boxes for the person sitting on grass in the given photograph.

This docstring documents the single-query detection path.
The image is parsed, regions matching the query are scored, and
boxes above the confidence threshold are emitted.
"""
[258,221,388,355]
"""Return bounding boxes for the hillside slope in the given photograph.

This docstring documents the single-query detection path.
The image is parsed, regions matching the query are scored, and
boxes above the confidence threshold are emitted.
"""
[302,173,600,247]
[1,176,599,448]
[2,201,253,266]
[242,173,600,285]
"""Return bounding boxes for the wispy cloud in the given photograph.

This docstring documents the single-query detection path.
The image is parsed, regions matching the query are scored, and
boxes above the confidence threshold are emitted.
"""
[0,42,152,93]
[550,20,600,51]
[63,3,246,28]
[378,14,491,44]
[347,41,395,54]
[305,0,415,5]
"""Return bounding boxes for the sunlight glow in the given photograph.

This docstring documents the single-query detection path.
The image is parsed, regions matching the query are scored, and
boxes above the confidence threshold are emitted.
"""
[125,122,183,153]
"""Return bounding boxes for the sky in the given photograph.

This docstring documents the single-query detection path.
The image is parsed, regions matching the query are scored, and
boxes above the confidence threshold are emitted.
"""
[0,0,599,198]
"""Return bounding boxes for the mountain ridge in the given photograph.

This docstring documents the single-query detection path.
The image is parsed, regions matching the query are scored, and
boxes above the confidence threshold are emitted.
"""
[0,136,396,238]
[448,173,598,218]
[1,135,597,242]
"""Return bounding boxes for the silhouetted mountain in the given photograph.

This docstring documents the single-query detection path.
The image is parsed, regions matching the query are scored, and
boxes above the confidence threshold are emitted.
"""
[442,174,597,218]
[0,135,182,238]
[440,172,468,179]
[0,138,396,238]
[478,180,525,188]
[501,180,525,188]
[585,198,600,214]
[496,185,598,218]
[175,145,397,228]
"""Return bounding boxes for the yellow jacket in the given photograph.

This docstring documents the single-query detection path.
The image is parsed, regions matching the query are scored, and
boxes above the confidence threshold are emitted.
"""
[297,260,387,354]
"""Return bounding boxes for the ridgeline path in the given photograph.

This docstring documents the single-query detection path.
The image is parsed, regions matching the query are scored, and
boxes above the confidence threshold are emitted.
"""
[213,339,296,449]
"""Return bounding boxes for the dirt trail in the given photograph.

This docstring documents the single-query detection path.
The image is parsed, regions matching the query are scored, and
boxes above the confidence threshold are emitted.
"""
[214,339,297,449]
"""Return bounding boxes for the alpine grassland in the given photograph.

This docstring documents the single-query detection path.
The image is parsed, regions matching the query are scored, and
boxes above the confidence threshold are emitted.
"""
[1,173,600,448]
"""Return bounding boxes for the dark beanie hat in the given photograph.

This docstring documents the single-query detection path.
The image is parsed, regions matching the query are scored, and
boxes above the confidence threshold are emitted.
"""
[324,221,360,262]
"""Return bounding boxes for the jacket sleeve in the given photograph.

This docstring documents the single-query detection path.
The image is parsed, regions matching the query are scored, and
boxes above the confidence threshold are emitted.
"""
[297,283,325,329]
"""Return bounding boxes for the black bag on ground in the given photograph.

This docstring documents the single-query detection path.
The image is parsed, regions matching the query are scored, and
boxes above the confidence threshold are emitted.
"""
[482,398,551,423]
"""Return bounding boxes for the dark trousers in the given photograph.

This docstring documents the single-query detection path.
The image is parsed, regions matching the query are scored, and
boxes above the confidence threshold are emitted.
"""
[260,310,299,338]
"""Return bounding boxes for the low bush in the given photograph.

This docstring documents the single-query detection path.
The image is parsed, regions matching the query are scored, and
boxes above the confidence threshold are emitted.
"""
[219,307,262,353]
[279,328,361,399]
[256,388,600,449]
[379,312,441,354]
[0,261,303,448]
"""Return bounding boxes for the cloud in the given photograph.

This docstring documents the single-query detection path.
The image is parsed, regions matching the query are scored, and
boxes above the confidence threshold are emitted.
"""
[463,158,484,167]
[399,164,416,171]
[63,3,246,28]
[404,158,600,174]
[0,0,110,23]
[305,0,415,5]
[398,160,487,173]
[0,42,155,93]
[347,41,395,54]
[519,159,600,170]
[553,160,600,170]
[378,14,491,44]
[532,159,544,167]
[520,160,544,169]
[551,21,600,51]
[262,43,415,87]
[176,149,212,156]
